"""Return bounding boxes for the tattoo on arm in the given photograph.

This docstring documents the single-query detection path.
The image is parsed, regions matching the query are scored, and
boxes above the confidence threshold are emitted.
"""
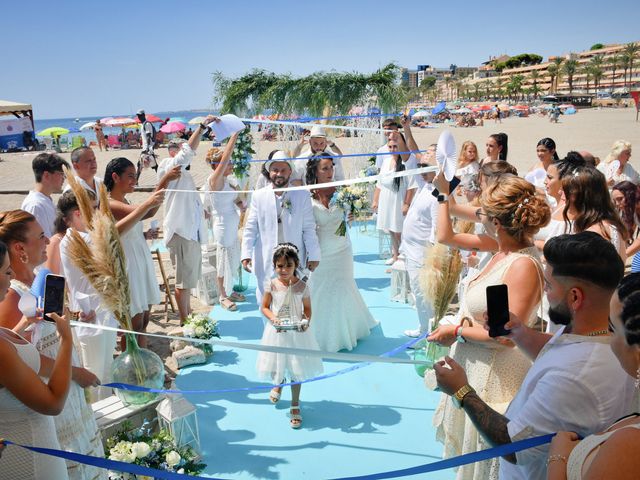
[462,393,516,464]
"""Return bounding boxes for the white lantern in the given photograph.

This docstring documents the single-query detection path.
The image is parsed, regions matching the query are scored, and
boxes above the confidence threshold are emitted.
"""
[390,257,413,305]
[378,231,392,259]
[156,394,201,454]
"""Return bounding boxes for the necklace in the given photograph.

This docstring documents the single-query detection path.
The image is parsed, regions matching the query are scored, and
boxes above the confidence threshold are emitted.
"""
[587,329,610,337]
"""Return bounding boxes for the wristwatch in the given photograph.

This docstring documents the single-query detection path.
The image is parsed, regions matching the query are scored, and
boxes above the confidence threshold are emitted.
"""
[437,193,449,203]
[452,384,475,409]
[455,325,466,343]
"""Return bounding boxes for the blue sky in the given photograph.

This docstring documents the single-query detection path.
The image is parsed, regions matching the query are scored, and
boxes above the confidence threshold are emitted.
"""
[2,0,639,119]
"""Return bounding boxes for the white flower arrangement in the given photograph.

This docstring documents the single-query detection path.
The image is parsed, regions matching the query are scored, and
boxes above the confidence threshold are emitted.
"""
[331,185,371,236]
[183,313,220,356]
[106,421,204,479]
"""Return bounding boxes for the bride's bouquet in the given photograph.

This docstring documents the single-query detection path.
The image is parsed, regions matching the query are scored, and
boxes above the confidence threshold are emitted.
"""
[332,185,370,236]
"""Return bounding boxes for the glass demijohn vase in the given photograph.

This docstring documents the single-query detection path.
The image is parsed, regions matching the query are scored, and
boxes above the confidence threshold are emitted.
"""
[111,333,165,406]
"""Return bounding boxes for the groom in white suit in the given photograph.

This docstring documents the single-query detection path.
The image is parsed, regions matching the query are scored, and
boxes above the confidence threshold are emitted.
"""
[241,151,321,304]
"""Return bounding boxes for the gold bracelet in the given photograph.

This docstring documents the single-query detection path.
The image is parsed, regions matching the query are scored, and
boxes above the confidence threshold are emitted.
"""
[546,454,567,466]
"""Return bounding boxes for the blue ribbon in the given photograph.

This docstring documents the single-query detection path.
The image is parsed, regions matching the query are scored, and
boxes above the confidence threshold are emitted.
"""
[104,334,427,395]
[329,433,556,480]
[2,433,555,479]
[2,439,213,479]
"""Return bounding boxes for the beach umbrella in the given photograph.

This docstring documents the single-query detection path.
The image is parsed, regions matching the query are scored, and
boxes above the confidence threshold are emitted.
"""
[168,116,188,124]
[100,117,114,123]
[37,127,69,137]
[104,117,137,127]
[431,101,446,115]
[79,121,96,131]
[160,121,186,133]
[512,105,529,111]
[188,116,206,125]
[412,110,431,118]
[458,107,472,114]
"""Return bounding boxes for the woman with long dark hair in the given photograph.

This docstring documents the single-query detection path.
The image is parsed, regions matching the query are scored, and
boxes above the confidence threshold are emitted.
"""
[372,137,417,265]
[525,137,559,188]
[561,166,628,259]
[104,157,173,346]
[304,153,378,352]
[480,133,508,165]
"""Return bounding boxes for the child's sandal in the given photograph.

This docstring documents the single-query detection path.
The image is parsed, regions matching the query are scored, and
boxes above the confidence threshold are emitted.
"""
[289,405,302,429]
[269,388,281,404]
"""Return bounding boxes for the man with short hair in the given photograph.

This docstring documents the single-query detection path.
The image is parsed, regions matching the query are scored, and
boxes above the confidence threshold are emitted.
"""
[157,115,214,322]
[64,146,103,196]
[401,144,438,337]
[21,152,69,238]
[434,232,636,480]
[137,109,156,155]
[241,151,321,304]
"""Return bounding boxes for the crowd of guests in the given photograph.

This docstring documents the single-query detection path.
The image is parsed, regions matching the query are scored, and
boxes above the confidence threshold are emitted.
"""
[0,110,639,477]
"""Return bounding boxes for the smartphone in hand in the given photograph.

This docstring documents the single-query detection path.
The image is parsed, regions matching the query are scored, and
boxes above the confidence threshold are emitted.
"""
[43,274,65,322]
[431,175,461,198]
[486,284,510,337]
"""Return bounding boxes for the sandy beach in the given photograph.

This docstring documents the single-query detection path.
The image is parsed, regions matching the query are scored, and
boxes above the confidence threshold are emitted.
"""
[1,107,639,212]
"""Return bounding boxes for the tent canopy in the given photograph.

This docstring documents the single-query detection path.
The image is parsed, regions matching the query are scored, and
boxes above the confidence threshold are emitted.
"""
[0,100,32,115]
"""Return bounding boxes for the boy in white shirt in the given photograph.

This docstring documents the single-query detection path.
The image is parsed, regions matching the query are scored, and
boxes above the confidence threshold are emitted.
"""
[21,152,69,238]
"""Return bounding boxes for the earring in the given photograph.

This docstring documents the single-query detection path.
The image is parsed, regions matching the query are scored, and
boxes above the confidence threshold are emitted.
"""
[636,367,640,390]
[19,253,28,264]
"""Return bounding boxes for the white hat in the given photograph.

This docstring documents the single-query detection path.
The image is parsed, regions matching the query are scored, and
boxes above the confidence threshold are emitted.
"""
[136,109,145,116]
[309,125,327,138]
[264,150,292,171]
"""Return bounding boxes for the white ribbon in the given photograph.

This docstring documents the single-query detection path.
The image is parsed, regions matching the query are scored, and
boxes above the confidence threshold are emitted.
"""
[69,321,429,365]
[240,117,410,133]
[167,165,439,195]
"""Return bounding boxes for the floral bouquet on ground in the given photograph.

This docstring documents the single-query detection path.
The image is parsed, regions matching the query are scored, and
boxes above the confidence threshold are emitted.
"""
[183,313,220,357]
[332,185,370,236]
[231,127,255,179]
[106,420,205,479]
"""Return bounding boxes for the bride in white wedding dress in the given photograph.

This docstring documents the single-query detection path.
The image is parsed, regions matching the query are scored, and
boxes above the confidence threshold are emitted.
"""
[304,153,378,352]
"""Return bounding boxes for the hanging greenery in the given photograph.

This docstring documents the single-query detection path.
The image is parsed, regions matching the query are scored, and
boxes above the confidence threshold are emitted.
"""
[212,63,407,116]
[230,126,254,179]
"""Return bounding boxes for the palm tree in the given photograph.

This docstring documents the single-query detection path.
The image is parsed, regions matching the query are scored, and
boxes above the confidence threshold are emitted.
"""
[528,70,541,99]
[588,55,605,94]
[506,75,524,101]
[581,65,593,93]
[547,64,559,93]
[552,57,565,91]
[563,55,579,94]
[622,42,640,88]
[609,53,621,92]
[444,76,453,101]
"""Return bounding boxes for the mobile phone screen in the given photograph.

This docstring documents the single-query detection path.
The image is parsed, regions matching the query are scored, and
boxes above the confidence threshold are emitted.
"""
[486,284,510,337]
[43,274,65,322]
[431,176,461,198]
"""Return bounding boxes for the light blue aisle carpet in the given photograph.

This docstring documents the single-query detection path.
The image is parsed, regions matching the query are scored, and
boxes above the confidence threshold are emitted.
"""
[176,225,456,480]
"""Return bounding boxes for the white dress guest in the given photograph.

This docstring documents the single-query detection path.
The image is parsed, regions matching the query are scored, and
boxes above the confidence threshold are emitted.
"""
[0,327,69,479]
[60,229,118,401]
[11,281,106,480]
[21,190,56,238]
[376,155,417,233]
[205,175,240,295]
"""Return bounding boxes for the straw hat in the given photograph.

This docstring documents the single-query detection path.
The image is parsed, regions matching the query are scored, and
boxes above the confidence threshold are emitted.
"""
[309,125,327,138]
[264,150,292,171]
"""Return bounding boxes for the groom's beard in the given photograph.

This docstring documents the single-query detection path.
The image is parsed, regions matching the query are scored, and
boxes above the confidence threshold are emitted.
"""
[271,175,290,188]
[548,301,572,326]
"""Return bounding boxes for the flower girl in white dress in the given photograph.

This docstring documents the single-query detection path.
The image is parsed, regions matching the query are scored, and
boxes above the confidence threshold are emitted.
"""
[256,243,323,428]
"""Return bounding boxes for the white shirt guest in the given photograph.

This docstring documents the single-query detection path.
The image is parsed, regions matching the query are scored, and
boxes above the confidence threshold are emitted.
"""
[399,168,439,337]
[157,117,213,322]
[21,152,69,238]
